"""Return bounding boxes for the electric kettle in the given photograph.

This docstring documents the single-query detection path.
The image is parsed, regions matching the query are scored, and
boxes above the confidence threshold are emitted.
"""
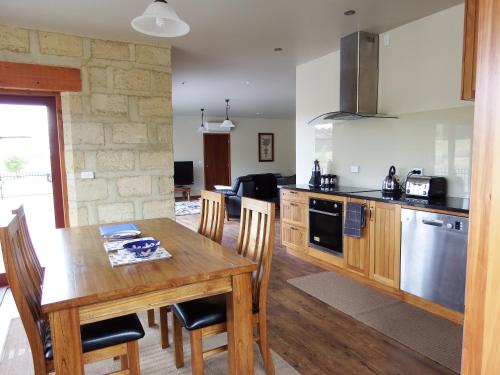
[382,165,400,194]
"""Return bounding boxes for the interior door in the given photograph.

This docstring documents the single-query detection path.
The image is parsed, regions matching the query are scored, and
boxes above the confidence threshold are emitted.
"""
[203,133,231,190]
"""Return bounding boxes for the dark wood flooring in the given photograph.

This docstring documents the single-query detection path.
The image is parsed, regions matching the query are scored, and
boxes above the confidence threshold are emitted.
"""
[176,214,454,375]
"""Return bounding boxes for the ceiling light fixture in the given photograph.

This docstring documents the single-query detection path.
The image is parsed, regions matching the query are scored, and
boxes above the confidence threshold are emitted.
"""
[220,99,235,129]
[197,108,206,132]
[131,0,190,38]
[344,10,356,16]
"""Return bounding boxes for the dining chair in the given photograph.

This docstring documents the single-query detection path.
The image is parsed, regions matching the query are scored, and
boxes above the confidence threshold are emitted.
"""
[171,197,276,375]
[153,190,226,349]
[0,212,146,375]
[11,206,43,298]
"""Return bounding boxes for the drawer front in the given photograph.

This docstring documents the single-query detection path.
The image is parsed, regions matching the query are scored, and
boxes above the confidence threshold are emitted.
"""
[282,223,307,250]
[281,189,307,204]
[281,200,307,227]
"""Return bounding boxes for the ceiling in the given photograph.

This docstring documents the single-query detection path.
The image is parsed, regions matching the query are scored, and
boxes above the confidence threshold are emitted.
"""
[0,0,463,119]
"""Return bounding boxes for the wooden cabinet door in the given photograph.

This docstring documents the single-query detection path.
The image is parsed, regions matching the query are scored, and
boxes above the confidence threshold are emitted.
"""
[281,222,307,251]
[280,189,307,204]
[369,201,401,288]
[344,198,370,277]
[281,201,307,227]
[461,0,478,100]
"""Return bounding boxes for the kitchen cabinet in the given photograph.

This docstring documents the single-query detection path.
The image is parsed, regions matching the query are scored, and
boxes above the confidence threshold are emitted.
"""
[461,0,478,100]
[369,201,401,289]
[282,222,308,250]
[344,198,370,277]
[281,200,307,227]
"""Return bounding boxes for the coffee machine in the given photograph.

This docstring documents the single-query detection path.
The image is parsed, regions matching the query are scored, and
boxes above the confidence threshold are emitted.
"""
[309,160,322,188]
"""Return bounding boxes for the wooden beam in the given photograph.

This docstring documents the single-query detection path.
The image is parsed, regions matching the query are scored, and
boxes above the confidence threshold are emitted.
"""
[0,61,81,92]
[462,0,500,373]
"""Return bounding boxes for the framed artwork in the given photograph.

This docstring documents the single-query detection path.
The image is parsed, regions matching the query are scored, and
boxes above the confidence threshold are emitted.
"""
[258,133,274,162]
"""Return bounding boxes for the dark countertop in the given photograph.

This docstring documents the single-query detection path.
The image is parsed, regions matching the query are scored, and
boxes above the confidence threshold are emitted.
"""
[281,184,469,215]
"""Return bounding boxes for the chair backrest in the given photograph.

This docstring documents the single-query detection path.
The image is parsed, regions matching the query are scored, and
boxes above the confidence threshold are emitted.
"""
[237,197,275,310]
[12,206,43,296]
[198,190,225,244]
[0,215,47,372]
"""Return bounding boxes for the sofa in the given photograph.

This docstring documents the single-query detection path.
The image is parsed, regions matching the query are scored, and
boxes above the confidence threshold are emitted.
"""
[216,173,295,218]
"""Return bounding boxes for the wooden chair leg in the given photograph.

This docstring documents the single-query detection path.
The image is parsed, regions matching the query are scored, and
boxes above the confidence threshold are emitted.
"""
[147,309,156,327]
[258,317,275,375]
[190,329,204,375]
[120,354,128,371]
[160,306,170,348]
[173,313,185,368]
[127,340,141,375]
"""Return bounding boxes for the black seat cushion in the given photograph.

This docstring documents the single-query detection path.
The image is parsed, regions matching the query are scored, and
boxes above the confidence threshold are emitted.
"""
[44,313,145,360]
[172,294,258,331]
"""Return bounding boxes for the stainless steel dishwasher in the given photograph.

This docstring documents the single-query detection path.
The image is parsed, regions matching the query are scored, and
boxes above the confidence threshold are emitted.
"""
[400,208,469,312]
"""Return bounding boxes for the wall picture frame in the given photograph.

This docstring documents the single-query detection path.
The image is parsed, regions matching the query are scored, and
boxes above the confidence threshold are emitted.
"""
[258,133,274,162]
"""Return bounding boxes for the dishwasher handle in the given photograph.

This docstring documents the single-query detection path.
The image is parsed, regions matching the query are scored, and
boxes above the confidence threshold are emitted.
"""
[422,219,444,227]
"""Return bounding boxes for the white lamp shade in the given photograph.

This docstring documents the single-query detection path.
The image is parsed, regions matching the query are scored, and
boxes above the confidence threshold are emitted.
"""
[131,0,190,37]
[220,119,235,128]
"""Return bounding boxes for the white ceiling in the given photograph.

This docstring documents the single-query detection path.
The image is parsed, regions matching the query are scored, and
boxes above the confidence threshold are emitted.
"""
[0,0,463,119]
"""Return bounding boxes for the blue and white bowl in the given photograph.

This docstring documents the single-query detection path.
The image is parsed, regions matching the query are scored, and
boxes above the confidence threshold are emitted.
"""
[123,239,160,258]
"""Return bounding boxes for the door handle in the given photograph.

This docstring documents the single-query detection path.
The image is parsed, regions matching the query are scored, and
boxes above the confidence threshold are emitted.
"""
[422,219,444,227]
[309,209,340,217]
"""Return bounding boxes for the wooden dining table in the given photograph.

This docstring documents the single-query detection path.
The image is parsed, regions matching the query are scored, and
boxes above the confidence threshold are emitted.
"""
[39,218,257,374]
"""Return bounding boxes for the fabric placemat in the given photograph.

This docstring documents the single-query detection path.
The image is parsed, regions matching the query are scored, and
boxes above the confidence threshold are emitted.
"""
[108,247,172,267]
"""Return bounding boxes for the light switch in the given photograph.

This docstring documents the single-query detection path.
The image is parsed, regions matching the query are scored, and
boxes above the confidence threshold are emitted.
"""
[350,166,360,173]
[80,171,95,179]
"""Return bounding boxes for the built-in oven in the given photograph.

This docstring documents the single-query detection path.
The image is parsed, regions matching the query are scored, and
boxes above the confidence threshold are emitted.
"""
[309,198,343,257]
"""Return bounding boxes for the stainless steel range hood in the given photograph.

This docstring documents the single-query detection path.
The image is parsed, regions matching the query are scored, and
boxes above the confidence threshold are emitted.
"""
[309,31,396,125]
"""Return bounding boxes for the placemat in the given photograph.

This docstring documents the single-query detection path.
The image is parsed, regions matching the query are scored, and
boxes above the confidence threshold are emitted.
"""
[108,247,172,267]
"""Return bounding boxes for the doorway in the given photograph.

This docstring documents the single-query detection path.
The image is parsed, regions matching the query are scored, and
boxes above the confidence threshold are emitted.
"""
[0,94,67,286]
[203,133,231,190]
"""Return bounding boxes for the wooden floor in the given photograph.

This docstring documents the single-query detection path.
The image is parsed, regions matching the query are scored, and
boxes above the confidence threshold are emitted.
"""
[176,214,454,375]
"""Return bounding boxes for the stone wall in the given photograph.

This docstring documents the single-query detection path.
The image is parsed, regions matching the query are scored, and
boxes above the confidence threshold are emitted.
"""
[0,24,174,225]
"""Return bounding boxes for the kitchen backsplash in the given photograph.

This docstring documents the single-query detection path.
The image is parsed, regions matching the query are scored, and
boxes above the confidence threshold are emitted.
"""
[314,106,474,198]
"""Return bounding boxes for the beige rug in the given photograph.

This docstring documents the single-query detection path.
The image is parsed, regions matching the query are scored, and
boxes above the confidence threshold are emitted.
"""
[0,312,299,374]
[288,271,463,373]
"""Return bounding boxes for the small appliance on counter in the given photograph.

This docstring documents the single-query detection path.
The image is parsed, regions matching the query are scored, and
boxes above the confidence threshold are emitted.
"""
[309,159,322,188]
[406,175,447,198]
[321,174,338,190]
[382,166,400,196]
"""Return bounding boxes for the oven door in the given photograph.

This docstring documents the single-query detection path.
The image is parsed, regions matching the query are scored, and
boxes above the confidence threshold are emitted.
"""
[309,208,343,256]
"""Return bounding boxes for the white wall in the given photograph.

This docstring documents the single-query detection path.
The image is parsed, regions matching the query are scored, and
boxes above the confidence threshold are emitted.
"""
[173,116,296,195]
[296,4,474,198]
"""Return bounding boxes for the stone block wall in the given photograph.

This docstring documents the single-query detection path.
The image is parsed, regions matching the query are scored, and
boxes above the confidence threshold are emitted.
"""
[0,24,174,225]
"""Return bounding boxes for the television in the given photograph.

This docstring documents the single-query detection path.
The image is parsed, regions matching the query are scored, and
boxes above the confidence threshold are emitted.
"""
[174,161,194,186]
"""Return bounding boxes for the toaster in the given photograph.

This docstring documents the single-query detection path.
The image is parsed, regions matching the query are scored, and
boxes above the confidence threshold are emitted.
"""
[405,176,447,198]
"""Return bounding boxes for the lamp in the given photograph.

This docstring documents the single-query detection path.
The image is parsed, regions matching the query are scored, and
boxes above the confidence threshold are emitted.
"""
[197,108,206,133]
[220,99,235,128]
[131,0,190,38]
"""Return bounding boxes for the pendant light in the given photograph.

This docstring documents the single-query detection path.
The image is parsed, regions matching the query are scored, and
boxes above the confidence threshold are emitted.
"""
[197,108,206,132]
[220,99,235,129]
[131,0,190,38]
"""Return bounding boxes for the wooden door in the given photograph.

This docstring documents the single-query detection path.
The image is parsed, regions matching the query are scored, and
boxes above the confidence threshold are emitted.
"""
[281,223,307,251]
[0,93,67,229]
[344,198,370,277]
[203,133,231,190]
[462,0,500,372]
[369,201,401,288]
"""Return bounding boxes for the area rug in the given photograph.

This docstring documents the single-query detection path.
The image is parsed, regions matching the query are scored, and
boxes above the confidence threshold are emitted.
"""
[288,271,463,373]
[0,312,299,374]
[175,199,201,216]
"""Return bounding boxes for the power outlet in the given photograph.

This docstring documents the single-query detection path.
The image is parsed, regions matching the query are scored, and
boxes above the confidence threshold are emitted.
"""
[350,166,360,173]
[410,168,423,175]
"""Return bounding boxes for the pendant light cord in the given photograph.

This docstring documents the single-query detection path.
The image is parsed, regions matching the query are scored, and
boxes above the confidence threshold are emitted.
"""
[225,99,230,120]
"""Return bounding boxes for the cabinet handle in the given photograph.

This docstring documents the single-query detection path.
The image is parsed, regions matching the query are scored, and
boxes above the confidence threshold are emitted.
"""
[290,203,298,207]
[369,208,374,222]
[290,226,298,231]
